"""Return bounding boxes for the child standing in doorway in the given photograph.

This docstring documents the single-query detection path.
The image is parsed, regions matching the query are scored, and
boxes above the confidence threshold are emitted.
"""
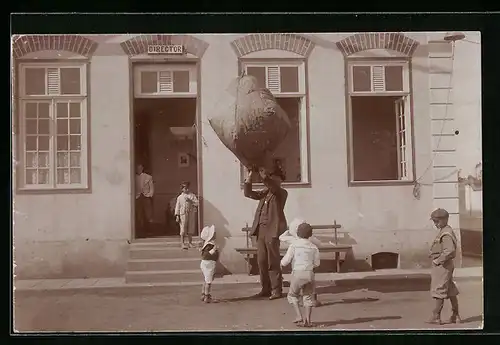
[199,225,219,303]
[280,222,321,327]
[175,181,199,249]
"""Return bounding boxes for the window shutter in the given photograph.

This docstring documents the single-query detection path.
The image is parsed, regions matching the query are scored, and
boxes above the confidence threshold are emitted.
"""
[47,68,60,95]
[266,66,280,93]
[350,63,406,94]
[372,66,386,92]
[159,71,173,93]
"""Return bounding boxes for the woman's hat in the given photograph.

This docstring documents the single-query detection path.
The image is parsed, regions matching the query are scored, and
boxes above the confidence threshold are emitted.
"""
[288,218,306,237]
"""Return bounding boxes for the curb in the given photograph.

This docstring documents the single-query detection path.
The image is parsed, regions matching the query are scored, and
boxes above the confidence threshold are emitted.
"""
[14,269,482,295]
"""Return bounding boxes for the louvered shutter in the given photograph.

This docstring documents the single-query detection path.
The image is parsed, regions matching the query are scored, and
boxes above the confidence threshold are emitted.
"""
[159,71,173,92]
[372,66,386,92]
[266,66,281,93]
[47,68,60,95]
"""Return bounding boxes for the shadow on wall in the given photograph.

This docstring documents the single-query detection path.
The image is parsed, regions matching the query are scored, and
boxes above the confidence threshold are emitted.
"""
[326,232,374,272]
[202,198,232,276]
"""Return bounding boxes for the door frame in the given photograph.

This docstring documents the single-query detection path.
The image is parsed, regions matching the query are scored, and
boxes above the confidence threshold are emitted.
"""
[128,58,203,240]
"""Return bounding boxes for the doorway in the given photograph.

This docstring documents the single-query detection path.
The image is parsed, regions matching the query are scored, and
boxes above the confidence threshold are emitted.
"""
[133,98,199,239]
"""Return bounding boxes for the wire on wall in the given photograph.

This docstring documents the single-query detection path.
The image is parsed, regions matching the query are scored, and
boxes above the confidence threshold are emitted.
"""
[412,36,459,199]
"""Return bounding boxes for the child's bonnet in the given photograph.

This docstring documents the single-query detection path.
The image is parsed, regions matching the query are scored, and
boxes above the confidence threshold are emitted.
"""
[200,225,216,250]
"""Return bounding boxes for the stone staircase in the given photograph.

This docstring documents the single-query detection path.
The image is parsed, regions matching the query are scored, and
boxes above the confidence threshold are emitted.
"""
[126,236,203,284]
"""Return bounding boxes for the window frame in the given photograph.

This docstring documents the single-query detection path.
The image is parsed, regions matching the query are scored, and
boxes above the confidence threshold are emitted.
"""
[16,61,90,192]
[238,58,310,187]
[133,63,198,98]
[345,58,416,186]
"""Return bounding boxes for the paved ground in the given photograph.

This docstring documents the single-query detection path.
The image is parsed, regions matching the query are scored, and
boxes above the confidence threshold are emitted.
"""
[13,279,483,332]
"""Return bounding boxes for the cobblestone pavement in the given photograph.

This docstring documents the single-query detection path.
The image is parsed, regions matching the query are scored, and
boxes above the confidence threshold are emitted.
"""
[13,280,483,332]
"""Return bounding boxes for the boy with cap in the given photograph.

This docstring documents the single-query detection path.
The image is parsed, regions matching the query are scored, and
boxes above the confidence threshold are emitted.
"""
[199,225,219,303]
[175,181,199,249]
[427,208,461,325]
[280,222,320,327]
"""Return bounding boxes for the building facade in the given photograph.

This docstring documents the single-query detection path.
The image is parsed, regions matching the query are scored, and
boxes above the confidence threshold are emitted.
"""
[12,32,482,279]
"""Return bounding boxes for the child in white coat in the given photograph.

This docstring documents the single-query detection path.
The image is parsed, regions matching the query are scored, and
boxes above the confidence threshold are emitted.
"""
[175,181,199,249]
[281,222,321,327]
[279,218,322,307]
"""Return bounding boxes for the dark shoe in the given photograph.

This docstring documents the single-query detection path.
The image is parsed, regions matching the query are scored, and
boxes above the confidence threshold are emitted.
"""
[269,292,283,300]
[426,298,444,325]
[204,294,212,303]
[445,314,462,324]
[254,290,272,298]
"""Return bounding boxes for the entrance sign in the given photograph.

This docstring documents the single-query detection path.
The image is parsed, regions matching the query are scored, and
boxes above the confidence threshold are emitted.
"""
[147,45,184,55]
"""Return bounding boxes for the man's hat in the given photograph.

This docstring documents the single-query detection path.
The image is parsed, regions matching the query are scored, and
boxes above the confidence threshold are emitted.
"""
[430,208,449,219]
[269,166,286,181]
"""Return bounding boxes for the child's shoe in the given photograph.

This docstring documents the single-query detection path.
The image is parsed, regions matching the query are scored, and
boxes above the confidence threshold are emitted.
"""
[204,294,212,303]
[200,293,206,301]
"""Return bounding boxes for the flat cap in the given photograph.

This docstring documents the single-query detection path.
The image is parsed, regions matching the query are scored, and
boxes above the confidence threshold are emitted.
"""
[430,208,449,219]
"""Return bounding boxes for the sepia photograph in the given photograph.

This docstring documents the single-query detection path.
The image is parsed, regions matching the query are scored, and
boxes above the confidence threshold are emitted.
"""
[11,30,483,332]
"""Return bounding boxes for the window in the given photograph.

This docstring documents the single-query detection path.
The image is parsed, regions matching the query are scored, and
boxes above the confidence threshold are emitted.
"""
[18,62,89,190]
[133,64,197,98]
[240,61,308,184]
[347,60,414,183]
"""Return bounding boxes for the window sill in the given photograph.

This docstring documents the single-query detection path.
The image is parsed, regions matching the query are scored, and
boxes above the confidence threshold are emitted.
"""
[16,186,92,195]
[240,181,311,189]
[348,180,415,187]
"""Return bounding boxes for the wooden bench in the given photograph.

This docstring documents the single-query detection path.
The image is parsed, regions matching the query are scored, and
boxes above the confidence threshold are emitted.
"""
[235,221,352,275]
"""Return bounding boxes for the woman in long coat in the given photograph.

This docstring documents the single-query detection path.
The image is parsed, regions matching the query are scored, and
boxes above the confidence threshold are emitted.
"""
[427,208,461,325]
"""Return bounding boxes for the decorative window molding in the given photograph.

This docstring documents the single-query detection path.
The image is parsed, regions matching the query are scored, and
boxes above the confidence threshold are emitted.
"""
[121,35,209,58]
[231,33,315,58]
[336,32,419,58]
[12,35,99,59]
[17,62,90,191]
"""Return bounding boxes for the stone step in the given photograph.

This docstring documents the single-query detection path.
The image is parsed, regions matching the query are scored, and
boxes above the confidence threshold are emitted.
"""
[125,269,201,284]
[127,258,200,271]
[129,247,201,260]
[130,241,199,250]
[132,236,199,244]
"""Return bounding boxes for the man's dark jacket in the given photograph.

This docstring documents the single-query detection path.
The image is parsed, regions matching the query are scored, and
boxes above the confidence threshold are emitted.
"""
[244,176,288,239]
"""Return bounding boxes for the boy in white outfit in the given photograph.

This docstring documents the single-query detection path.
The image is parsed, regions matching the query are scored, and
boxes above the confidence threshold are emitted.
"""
[199,225,219,303]
[175,181,199,249]
[281,222,320,327]
[279,218,322,306]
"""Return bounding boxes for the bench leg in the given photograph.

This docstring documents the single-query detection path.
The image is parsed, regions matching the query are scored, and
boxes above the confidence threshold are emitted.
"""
[246,255,252,276]
[335,252,340,273]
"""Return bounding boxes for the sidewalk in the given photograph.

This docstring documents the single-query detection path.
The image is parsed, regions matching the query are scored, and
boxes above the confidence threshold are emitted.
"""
[14,266,483,292]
